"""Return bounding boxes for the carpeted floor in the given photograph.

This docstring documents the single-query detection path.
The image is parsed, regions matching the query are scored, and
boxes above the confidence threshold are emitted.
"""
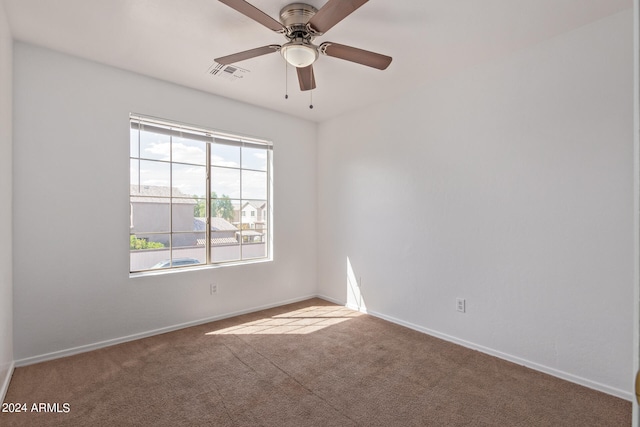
[1,298,631,426]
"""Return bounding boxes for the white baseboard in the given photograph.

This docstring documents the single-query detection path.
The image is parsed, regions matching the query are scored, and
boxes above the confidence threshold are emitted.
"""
[315,294,343,306]
[1,361,15,404]
[321,295,632,402]
[15,294,318,367]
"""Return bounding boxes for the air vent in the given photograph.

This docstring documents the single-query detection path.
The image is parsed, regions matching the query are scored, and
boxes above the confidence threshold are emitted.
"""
[208,63,250,82]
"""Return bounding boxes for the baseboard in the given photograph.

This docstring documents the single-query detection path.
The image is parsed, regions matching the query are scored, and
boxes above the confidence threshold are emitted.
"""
[1,361,15,404]
[14,294,318,367]
[316,295,633,402]
[315,294,343,306]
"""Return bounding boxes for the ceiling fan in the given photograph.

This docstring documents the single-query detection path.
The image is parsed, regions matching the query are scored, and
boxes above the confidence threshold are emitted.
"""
[215,0,392,92]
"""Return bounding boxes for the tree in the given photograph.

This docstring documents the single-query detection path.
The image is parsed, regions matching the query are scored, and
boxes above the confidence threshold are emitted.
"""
[193,196,206,217]
[130,236,165,250]
[216,195,235,222]
[191,192,235,222]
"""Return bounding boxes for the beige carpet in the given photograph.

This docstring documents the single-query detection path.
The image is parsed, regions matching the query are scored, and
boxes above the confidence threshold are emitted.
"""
[1,298,631,426]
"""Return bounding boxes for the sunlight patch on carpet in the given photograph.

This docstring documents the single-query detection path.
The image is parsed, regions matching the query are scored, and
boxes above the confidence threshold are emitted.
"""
[206,306,363,335]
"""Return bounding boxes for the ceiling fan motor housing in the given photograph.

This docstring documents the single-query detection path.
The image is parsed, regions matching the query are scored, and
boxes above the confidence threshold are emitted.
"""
[279,3,319,67]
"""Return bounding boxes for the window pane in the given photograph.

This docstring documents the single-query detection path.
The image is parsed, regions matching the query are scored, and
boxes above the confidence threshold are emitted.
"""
[193,199,207,223]
[211,192,241,263]
[130,236,171,271]
[242,146,268,171]
[130,128,139,158]
[172,250,205,268]
[130,198,171,233]
[242,170,267,199]
[211,166,240,199]
[172,164,206,198]
[173,136,206,165]
[130,159,139,187]
[248,199,267,230]
[240,229,267,260]
[211,196,236,225]
[172,231,204,253]
[139,129,170,161]
[212,141,240,167]
[210,209,239,260]
[172,201,198,232]
[212,242,240,263]
[138,160,170,188]
[239,199,265,230]
[230,200,242,228]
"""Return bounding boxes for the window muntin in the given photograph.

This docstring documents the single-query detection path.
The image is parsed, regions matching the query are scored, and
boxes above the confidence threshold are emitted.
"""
[129,115,272,273]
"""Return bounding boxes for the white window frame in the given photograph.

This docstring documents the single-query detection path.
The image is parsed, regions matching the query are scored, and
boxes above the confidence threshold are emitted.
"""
[129,114,273,274]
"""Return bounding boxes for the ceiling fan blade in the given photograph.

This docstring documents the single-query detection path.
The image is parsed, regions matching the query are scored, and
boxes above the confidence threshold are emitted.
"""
[218,0,285,32]
[320,42,392,70]
[308,0,368,34]
[297,65,316,91]
[215,45,280,65]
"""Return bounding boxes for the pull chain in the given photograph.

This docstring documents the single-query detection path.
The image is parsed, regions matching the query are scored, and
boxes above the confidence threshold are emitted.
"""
[284,61,289,99]
[309,90,313,109]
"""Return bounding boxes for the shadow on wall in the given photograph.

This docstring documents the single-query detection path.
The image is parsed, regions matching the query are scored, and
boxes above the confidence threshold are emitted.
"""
[347,257,367,313]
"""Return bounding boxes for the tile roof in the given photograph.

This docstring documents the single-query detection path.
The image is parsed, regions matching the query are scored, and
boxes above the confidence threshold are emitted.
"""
[194,217,238,231]
[196,237,238,245]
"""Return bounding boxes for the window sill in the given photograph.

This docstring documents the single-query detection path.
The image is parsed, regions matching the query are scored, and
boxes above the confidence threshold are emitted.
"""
[129,257,273,279]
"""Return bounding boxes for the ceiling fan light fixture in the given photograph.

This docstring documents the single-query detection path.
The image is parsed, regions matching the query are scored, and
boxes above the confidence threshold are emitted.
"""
[281,42,318,68]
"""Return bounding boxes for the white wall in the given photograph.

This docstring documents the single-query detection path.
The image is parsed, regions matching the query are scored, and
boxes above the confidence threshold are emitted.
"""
[317,10,634,399]
[12,43,317,362]
[0,0,13,402]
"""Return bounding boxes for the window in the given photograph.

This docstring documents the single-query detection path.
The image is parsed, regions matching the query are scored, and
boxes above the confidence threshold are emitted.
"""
[129,114,272,273]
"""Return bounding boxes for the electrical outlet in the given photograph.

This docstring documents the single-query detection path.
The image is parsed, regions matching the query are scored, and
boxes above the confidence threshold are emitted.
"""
[456,298,466,313]
[210,284,217,295]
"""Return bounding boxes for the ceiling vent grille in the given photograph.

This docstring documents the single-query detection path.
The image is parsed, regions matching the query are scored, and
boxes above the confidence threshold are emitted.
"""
[208,62,250,82]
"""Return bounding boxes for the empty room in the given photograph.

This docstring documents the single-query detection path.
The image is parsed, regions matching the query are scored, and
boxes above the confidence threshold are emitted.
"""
[0,0,638,425]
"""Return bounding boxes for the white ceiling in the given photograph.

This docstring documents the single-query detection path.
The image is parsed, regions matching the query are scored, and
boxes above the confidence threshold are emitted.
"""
[2,0,632,122]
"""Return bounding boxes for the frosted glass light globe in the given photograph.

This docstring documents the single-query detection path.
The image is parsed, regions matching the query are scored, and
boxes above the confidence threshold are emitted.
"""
[281,43,318,68]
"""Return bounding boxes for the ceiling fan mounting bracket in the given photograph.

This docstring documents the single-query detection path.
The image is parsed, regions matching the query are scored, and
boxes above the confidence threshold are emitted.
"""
[318,42,331,55]
[279,3,320,42]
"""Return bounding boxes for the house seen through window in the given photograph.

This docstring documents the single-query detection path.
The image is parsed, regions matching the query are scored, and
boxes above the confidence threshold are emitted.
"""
[129,114,272,273]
